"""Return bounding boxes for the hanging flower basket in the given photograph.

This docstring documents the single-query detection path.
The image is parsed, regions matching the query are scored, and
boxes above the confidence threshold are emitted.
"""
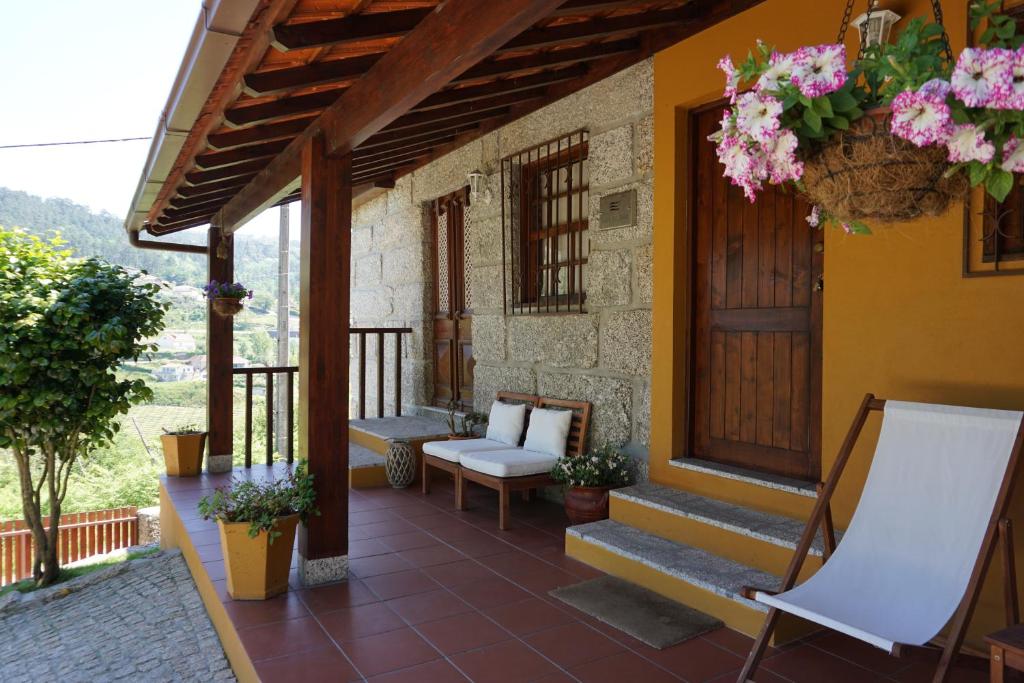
[801,107,968,223]
[204,280,253,317]
[710,1,1024,234]
[212,297,245,317]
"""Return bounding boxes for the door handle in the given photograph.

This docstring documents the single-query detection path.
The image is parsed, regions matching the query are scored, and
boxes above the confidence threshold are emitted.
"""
[814,275,824,292]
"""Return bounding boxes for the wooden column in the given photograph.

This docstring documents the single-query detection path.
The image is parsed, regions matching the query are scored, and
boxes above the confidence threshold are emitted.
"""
[297,133,350,583]
[207,227,234,471]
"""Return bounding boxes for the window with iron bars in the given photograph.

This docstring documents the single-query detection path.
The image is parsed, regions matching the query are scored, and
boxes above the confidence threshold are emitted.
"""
[501,130,589,315]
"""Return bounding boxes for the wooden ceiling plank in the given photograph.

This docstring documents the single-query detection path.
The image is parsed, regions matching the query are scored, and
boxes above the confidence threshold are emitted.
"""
[216,0,568,232]
[224,87,347,126]
[458,38,638,81]
[185,158,270,185]
[362,109,510,147]
[194,138,293,169]
[501,6,687,51]
[170,187,242,210]
[206,115,317,150]
[244,51,385,95]
[353,133,458,163]
[385,89,546,132]
[411,65,586,112]
[271,6,432,51]
[177,179,253,199]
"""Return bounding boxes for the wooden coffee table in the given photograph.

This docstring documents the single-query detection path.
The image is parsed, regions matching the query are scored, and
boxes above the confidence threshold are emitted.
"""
[987,625,1024,682]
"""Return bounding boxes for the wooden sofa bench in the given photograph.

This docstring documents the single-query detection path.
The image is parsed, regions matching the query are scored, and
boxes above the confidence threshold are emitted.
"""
[421,393,591,530]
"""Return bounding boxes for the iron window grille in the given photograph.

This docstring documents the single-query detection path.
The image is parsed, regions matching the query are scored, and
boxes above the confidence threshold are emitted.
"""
[501,130,589,315]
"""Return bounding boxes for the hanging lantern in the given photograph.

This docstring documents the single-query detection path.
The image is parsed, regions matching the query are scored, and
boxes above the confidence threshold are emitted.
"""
[852,5,901,47]
[467,169,492,205]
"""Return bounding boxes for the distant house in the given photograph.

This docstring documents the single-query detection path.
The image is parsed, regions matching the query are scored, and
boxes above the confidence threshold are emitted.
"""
[232,356,251,369]
[154,364,194,382]
[155,332,197,353]
[187,355,207,372]
[170,284,204,301]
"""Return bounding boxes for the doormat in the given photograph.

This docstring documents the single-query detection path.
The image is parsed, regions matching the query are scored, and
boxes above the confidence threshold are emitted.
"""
[550,576,723,649]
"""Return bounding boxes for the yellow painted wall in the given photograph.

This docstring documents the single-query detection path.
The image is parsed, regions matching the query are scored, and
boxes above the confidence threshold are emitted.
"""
[651,0,1024,647]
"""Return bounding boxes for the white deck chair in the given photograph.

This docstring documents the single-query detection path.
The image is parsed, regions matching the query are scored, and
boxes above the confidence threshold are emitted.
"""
[738,394,1024,683]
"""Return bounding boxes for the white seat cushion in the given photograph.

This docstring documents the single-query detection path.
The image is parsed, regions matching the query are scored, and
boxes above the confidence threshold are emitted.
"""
[523,407,572,458]
[422,438,510,463]
[486,401,527,446]
[459,448,558,478]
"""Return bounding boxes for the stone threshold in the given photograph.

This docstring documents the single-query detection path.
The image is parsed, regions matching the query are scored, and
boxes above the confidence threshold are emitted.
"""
[668,457,818,498]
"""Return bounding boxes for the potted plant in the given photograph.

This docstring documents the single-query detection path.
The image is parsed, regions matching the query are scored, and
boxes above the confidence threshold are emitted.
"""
[197,463,318,600]
[203,280,253,317]
[445,400,488,440]
[710,1,1024,234]
[160,423,207,476]
[551,442,633,525]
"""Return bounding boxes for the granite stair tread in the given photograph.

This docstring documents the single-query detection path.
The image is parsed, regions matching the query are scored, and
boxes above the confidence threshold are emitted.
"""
[567,519,778,611]
[349,443,385,470]
[614,482,842,556]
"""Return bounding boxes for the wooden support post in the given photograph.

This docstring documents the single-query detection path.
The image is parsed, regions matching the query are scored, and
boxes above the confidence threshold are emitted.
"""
[207,227,234,473]
[297,134,351,585]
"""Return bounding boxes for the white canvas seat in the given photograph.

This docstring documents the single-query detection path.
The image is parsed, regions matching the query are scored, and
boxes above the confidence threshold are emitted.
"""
[459,448,559,478]
[421,438,510,463]
[752,401,1024,657]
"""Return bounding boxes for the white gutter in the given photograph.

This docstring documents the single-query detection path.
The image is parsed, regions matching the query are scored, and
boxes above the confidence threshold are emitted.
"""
[124,0,261,234]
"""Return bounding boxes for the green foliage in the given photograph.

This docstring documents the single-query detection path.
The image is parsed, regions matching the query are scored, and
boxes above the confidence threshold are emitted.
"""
[974,0,1024,49]
[0,545,160,597]
[551,442,633,489]
[445,401,489,436]
[162,423,204,435]
[197,461,318,542]
[146,381,207,407]
[860,17,951,104]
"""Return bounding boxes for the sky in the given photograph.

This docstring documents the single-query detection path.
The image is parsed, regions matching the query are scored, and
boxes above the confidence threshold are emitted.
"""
[0,0,290,240]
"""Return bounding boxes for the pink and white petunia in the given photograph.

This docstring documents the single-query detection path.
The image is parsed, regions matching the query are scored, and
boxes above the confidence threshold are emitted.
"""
[1001,136,1024,172]
[918,78,952,101]
[764,129,804,184]
[951,47,1013,108]
[946,124,995,164]
[790,44,847,99]
[806,205,822,228]
[716,136,765,202]
[717,55,740,104]
[889,89,952,147]
[735,92,783,143]
[1006,48,1024,110]
[756,51,798,94]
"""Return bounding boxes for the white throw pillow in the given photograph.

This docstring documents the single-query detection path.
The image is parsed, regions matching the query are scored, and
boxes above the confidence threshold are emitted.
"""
[523,407,573,458]
[485,401,527,447]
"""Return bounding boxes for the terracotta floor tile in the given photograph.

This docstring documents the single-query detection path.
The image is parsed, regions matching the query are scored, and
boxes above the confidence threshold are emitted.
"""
[512,567,581,595]
[385,588,473,625]
[417,611,512,655]
[706,667,790,683]
[525,622,624,668]
[809,631,914,676]
[350,519,419,541]
[390,502,445,519]
[349,538,393,558]
[450,639,559,683]
[364,568,441,600]
[297,579,379,615]
[397,544,466,568]
[342,627,440,678]
[409,513,467,531]
[238,615,333,662]
[350,509,399,526]
[701,628,774,659]
[422,559,496,587]
[762,642,889,683]
[317,602,406,642]
[222,591,311,628]
[888,653,990,683]
[450,576,532,610]
[644,634,746,682]
[367,658,469,683]
[479,551,555,578]
[349,553,414,578]
[381,531,441,552]
[484,597,576,636]
[254,645,361,683]
[570,651,681,683]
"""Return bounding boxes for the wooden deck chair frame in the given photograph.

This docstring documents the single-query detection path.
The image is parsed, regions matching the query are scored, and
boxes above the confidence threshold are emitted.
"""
[458,397,592,530]
[421,392,540,509]
[738,393,1024,683]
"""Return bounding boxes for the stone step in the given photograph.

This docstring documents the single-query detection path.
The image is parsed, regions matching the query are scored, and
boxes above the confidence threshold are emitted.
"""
[349,415,450,454]
[610,482,841,579]
[565,520,814,643]
[348,443,388,489]
[666,457,819,519]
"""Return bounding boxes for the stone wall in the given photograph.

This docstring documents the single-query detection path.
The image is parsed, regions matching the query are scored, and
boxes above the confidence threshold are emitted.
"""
[351,60,654,455]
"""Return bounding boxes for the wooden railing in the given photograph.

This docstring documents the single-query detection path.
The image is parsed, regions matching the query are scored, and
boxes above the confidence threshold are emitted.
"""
[0,506,139,587]
[232,327,412,467]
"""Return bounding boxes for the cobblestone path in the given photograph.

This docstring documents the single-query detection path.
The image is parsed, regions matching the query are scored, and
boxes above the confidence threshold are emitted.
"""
[0,550,234,682]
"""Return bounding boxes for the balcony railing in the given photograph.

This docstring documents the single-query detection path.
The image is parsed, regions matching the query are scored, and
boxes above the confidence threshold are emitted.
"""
[232,326,412,467]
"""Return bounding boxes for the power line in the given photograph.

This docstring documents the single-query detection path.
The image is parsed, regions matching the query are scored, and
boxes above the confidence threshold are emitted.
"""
[0,136,150,150]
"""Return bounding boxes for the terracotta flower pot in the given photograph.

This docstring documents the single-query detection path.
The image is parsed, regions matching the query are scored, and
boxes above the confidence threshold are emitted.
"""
[212,297,244,317]
[564,486,612,525]
[160,432,207,476]
[218,514,299,600]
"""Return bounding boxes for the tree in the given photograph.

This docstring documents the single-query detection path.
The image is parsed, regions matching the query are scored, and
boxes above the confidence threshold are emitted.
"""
[0,229,167,586]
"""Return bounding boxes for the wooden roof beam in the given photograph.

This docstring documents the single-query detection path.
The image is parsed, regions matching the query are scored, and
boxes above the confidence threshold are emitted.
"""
[502,6,687,50]
[185,158,269,185]
[206,115,317,150]
[194,138,292,169]
[215,0,568,232]
[244,51,385,95]
[224,87,347,126]
[361,109,511,148]
[177,179,252,199]
[271,7,431,51]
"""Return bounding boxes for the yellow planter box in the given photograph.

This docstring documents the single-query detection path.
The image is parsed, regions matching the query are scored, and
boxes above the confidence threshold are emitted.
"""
[160,433,207,476]
[218,515,299,600]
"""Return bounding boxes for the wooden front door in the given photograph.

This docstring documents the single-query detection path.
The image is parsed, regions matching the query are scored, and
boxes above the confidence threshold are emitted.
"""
[689,104,823,482]
[432,188,474,408]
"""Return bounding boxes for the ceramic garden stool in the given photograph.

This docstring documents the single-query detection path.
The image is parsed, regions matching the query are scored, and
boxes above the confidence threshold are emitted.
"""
[986,624,1024,682]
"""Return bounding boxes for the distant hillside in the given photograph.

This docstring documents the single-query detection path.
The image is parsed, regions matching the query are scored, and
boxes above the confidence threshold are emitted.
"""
[0,187,298,305]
